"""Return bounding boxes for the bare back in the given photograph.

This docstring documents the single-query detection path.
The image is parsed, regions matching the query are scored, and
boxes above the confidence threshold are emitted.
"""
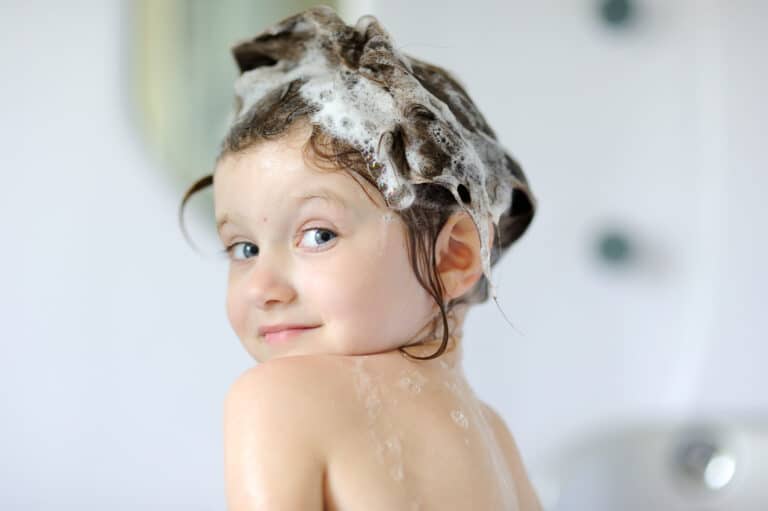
[294,351,533,511]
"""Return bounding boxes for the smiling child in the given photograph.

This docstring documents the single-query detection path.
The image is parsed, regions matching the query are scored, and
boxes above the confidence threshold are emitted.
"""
[181,6,539,510]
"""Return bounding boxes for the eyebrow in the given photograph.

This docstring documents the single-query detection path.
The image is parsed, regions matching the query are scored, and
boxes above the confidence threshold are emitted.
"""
[216,188,348,233]
[295,188,349,209]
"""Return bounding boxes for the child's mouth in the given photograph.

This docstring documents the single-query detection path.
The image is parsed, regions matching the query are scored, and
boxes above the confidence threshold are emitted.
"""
[263,326,319,345]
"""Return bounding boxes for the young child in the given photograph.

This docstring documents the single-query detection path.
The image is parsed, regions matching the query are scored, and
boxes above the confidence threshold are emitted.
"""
[180,6,539,510]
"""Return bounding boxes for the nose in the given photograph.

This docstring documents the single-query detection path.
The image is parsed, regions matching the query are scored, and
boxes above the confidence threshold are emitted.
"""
[241,255,297,309]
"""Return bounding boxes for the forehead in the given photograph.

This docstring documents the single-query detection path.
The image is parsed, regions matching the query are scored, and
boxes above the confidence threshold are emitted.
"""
[213,132,386,215]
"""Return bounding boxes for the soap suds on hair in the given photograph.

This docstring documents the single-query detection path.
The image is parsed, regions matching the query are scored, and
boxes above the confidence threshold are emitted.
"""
[226,6,536,298]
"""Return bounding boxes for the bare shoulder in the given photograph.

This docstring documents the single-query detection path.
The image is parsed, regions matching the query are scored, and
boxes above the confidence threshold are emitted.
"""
[225,355,350,442]
[229,354,340,393]
[223,356,345,510]
[480,402,543,511]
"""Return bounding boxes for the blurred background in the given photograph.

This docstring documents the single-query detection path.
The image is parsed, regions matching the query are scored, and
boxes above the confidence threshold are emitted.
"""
[1,0,765,509]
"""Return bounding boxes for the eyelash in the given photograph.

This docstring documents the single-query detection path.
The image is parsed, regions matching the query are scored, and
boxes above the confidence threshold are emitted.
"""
[222,227,338,260]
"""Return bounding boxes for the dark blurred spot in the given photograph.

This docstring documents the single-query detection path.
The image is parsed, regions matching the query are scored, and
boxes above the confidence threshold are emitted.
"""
[235,52,277,72]
[510,188,532,216]
[596,230,632,264]
[457,184,471,204]
[600,0,634,27]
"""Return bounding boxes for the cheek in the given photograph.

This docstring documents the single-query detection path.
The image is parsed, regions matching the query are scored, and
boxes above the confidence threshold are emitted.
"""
[301,231,430,330]
[298,258,369,316]
[225,275,247,337]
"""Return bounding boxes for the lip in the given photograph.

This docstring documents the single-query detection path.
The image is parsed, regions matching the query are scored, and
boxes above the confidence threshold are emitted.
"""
[258,324,319,345]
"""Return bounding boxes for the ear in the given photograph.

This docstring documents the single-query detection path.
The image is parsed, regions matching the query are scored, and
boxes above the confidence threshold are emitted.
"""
[435,211,494,301]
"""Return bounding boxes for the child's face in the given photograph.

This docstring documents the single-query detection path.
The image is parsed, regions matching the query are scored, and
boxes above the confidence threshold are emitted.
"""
[213,123,437,362]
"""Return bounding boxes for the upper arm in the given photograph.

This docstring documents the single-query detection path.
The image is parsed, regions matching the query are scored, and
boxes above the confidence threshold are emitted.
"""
[223,361,326,511]
[481,402,543,511]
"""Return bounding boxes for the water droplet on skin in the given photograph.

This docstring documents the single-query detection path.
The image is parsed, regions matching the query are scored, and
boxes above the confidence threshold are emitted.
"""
[347,351,412,488]
[398,370,428,394]
[450,409,469,429]
[376,213,393,255]
[397,376,417,393]
[384,435,402,456]
[366,393,382,420]
[442,380,461,396]
[371,432,385,463]
[352,358,382,422]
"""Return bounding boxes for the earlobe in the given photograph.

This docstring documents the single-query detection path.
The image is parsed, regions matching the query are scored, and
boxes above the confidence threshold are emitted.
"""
[436,212,492,301]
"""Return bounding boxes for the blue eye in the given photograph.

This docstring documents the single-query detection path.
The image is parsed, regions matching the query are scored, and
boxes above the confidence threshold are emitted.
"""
[299,228,337,249]
[226,242,259,260]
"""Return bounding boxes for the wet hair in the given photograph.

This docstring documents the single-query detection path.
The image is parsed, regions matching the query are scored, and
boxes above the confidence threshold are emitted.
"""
[179,8,536,361]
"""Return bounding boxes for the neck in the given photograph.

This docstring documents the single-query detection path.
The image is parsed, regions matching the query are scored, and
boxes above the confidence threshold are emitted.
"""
[396,304,469,368]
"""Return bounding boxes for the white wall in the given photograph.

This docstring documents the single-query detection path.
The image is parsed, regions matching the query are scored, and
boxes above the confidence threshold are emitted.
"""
[1,1,765,508]
[1,2,245,508]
